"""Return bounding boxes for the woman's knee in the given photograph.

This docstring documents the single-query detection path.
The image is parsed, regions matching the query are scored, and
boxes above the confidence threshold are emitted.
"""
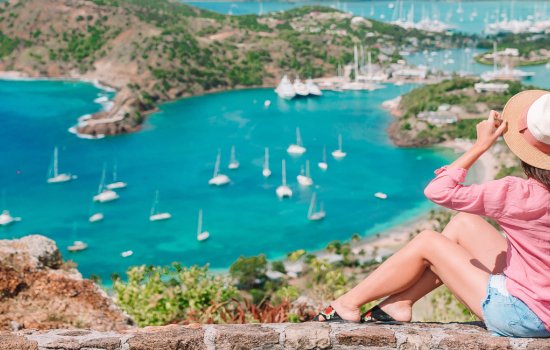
[442,212,481,242]
[411,230,443,247]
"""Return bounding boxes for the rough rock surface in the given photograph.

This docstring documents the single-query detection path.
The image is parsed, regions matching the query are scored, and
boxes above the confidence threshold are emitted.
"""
[0,235,132,331]
[4,322,550,350]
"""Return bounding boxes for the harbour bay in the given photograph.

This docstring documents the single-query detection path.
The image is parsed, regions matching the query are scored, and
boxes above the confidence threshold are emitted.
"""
[0,80,452,281]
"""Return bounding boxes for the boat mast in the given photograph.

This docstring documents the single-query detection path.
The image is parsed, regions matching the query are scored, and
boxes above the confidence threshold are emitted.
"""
[323,145,327,162]
[213,150,221,177]
[53,147,59,177]
[264,147,269,170]
[98,164,106,194]
[296,127,302,146]
[113,161,118,182]
[282,159,287,186]
[305,160,310,178]
[308,192,317,218]
[338,134,343,151]
[197,209,203,236]
[151,190,159,216]
[230,146,236,163]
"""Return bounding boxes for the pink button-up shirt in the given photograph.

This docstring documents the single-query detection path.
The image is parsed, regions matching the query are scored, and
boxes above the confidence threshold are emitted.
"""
[424,166,550,330]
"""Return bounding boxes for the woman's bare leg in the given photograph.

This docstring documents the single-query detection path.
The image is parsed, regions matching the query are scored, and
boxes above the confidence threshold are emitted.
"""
[323,213,507,322]
[377,213,508,321]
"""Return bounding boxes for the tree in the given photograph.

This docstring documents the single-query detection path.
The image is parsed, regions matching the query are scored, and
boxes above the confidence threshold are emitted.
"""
[229,254,268,290]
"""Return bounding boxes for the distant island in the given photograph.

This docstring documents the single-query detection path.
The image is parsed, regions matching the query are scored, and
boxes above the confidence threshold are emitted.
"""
[0,0,472,137]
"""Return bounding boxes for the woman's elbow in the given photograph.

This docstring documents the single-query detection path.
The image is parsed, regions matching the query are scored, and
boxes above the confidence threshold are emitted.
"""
[423,185,451,205]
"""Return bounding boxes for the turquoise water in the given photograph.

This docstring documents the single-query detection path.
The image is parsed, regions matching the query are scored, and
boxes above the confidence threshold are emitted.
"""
[184,1,548,34]
[0,80,452,280]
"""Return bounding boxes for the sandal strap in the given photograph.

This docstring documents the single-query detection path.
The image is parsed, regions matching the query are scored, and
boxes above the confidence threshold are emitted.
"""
[314,305,342,322]
[362,305,396,323]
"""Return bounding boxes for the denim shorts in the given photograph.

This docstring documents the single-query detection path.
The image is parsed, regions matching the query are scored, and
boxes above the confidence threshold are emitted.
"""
[482,274,550,338]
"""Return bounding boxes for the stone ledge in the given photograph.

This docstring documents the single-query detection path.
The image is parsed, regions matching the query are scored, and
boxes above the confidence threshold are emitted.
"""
[3,322,550,350]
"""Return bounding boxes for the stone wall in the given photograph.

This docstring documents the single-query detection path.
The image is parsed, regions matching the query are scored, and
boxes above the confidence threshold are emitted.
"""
[3,322,550,350]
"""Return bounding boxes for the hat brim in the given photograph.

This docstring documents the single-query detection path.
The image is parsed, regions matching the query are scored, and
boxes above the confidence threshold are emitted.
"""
[502,90,550,171]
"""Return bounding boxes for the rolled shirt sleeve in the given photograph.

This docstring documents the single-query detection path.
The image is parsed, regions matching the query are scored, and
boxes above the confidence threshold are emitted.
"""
[424,166,511,219]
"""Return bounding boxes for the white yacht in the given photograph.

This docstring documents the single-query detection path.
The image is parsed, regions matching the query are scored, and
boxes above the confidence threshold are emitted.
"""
[276,159,293,198]
[121,250,133,258]
[209,150,231,186]
[262,147,272,178]
[374,192,388,200]
[68,241,88,252]
[228,145,240,170]
[275,75,296,99]
[89,212,104,223]
[331,134,347,160]
[106,161,127,190]
[287,127,306,156]
[196,209,210,242]
[307,192,326,221]
[0,210,21,226]
[318,145,328,171]
[93,166,119,203]
[293,76,309,97]
[305,79,322,96]
[149,190,172,221]
[481,65,535,81]
[47,147,77,184]
[297,160,313,187]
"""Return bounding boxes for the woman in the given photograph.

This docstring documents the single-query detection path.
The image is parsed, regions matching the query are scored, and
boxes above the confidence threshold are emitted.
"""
[314,90,550,338]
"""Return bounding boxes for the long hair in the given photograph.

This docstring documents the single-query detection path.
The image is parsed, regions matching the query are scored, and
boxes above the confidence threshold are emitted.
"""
[522,161,550,191]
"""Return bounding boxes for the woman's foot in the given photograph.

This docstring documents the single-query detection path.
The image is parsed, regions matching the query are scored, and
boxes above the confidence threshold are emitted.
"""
[315,298,361,322]
[377,300,413,322]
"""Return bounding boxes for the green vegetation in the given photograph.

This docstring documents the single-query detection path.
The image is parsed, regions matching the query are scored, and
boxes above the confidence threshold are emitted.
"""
[0,30,17,57]
[395,77,537,146]
[477,33,550,66]
[113,264,237,326]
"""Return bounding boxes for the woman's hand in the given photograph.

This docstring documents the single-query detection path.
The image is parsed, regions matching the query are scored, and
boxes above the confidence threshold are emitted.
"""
[474,110,508,152]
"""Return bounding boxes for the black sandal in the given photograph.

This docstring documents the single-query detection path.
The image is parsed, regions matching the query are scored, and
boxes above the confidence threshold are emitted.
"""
[361,305,401,324]
[313,305,360,323]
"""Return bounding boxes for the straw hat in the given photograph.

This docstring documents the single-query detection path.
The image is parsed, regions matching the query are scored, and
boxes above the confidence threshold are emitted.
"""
[502,90,550,170]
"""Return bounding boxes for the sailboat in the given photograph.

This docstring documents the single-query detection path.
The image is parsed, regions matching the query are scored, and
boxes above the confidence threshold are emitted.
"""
[149,190,172,221]
[297,160,313,187]
[88,201,104,223]
[0,210,21,226]
[307,192,326,221]
[287,127,306,156]
[121,250,133,258]
[276,159,293,198]
[331,134,347,160]
[262,147,271,178]
[228,145,240,170]
[196,209,210,242]
[209,150,230,186]
[275,75,296,100]
[293,76,309,96]
[67,222,88,252]
[318,145,328,171]
[93,165,119,203]
[305,79,322,96]
[89,212,104,223]
[47,147,77,183]
[68,240,88,252]
[106,161,127,190]
[374,192,388,200]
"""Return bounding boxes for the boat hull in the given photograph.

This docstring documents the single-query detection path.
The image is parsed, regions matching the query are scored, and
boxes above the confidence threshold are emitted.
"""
[209,174,230,186]
[47,174,76,183]
[150,213,172,221]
